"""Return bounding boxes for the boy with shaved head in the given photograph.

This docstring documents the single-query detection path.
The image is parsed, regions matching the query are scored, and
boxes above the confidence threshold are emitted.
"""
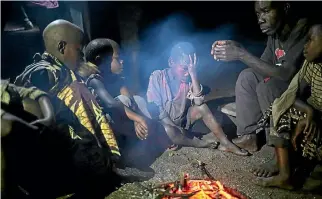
[15,20,124,197]
[147,42,248,156]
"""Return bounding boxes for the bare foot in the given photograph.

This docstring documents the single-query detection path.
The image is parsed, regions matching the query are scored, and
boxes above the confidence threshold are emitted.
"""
[254,175,294,190]
[206,141,219,149]
[251,159,278,177]
[218,142,249,156]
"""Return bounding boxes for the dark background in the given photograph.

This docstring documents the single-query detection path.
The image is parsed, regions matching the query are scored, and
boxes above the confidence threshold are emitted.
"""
[1,1,321,94]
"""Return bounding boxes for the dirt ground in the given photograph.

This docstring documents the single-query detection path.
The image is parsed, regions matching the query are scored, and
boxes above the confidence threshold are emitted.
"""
[106,68,322,199]
[106,144,322,199]
[105,106,322,199]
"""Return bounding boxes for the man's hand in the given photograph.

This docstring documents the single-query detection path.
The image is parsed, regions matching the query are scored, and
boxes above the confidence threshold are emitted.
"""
[134,117,149,140]
[187,53,198,77]
[211,40,245,61]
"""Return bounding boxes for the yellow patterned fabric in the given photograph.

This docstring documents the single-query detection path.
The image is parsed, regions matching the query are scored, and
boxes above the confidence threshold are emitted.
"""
[1,80,47,106]
[272,60,322,127]
[57,80,120,156]
[14,52,120,157]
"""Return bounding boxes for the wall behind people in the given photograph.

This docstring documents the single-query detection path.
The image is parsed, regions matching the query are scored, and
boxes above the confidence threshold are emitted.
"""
[135,1,322,97]
[1,1,90,80]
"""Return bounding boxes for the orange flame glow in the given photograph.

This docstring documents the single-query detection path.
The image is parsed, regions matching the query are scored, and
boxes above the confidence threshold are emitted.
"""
[162,179,239,199]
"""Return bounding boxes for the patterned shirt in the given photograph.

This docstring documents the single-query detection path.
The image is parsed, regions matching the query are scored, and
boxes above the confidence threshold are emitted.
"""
[29,1,59,9]
[15,53,120,156]
[1,80,47,106]
[300,60,322,112]
[2,78,47,113]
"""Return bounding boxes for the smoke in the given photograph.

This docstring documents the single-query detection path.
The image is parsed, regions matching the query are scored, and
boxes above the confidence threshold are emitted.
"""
[137,12,265,93]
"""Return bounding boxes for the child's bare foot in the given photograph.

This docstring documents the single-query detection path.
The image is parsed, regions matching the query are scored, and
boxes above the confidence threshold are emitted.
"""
[218,142,249,156]
[254,174,294,190]
[252,159,279,177]
[206,141,219,149]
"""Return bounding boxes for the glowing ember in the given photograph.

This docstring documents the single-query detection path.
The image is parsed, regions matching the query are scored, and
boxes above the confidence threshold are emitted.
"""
[162,180,240,199]
[154,173,248,199]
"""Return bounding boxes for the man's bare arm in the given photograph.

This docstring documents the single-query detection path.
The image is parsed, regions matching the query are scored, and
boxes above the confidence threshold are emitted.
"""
[240,50,296,81]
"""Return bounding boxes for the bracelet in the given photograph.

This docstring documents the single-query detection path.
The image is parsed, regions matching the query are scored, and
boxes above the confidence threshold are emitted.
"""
[187,84,204,100]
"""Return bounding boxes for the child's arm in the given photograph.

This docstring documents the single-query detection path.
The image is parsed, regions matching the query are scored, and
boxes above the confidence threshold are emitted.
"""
[1,109,39,137]
[188,54,204,106]
[291,99,317,151]
[89,78,149,139]
[14,85,55,127]
[28,96,55,127]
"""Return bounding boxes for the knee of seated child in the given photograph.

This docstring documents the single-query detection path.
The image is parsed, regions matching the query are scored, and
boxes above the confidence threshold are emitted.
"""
[116,95,131,107]
[133,95,147,106]
[192,103,210,117]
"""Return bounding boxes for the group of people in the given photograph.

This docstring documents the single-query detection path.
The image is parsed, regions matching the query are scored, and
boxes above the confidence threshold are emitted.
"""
[1,0,321,198]
[212,1,322,191]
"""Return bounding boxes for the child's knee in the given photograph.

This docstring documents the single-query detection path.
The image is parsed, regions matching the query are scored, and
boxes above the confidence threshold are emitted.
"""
[133,95,146,106]
[116,95,131,107]
[191,104,210,118]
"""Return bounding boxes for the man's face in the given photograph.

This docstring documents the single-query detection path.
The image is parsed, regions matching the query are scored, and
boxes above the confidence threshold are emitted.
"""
[255,1,284,36]
[64,42,84,71]
[304,26,322,63]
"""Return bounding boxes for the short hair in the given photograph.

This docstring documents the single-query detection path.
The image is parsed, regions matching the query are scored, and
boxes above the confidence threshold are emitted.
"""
[170,42,195,62]
[85,38,119,63]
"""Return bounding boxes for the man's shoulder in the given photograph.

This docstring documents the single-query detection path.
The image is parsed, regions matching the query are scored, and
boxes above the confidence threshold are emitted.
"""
[293,18,310,38]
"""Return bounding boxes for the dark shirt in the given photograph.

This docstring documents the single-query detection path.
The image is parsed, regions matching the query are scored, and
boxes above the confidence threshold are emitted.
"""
[260,18,310,79]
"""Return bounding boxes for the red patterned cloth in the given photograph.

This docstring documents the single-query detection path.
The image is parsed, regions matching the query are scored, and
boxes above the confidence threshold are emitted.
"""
[29,1,59,9]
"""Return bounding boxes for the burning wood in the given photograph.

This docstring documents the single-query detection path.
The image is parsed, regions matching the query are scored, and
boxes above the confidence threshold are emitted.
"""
[146,161,249,199]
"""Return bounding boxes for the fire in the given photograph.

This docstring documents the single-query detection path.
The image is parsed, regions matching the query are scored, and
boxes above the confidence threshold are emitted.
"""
[162,179,239,199]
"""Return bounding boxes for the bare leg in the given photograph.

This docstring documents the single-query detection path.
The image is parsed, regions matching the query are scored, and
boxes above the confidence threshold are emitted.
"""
[254,147,293,190]
[190,104,248,156]
[163,124,217,148]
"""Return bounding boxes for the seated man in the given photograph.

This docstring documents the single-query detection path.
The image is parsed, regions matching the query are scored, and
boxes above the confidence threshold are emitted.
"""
[78,38,152,144]
[211,1,310,153]
[14,20,122,197]
[147,42,248,156]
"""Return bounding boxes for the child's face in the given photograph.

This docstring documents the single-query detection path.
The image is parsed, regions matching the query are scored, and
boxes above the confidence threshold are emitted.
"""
[110,50,124,75]
[64,42,84,71]
[101,49,124,75]
[304,25,322,63]
[171,54,192,82]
